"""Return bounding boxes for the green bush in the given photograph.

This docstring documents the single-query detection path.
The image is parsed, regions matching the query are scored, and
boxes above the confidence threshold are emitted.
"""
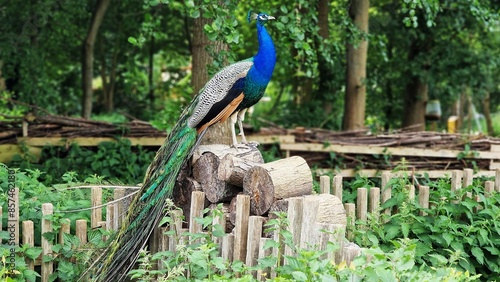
[9,138,155,185]
[0,165,110,281]
[127,209,480,282]
[352,174,500,280]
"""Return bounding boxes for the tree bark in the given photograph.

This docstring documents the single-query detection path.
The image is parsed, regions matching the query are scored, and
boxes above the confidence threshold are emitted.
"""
[343,0,369,131]
[243,156,313,215]
[98,35,118,113]
[191,7,231,145]
[402,76,428,131]
[82,0,111,119]
[482,92,494,136]
[193,151,241,203]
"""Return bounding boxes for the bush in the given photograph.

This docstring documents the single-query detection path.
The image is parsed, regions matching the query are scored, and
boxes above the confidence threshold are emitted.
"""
[8,139,155,185]
[352,173,500,280]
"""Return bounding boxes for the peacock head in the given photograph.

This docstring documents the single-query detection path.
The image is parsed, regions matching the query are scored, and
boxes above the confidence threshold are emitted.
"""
[247,10,275,25]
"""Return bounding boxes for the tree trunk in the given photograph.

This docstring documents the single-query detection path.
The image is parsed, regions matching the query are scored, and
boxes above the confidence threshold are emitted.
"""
[402,76,428,131]
[343,0,369,131]
[482,92,494,136]
[191,7,231,145]
[98,35,118,113]
[82,0,111,119]
[316,0,334,115]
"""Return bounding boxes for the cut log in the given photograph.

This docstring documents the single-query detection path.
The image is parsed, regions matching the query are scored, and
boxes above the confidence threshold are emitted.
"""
[269,194,347,226]
[218,153,263,186]
[173,164,207,222]
[192,144,264,203]
[193,151,241,203]
[243,156,313,215]
[192,144,264,164]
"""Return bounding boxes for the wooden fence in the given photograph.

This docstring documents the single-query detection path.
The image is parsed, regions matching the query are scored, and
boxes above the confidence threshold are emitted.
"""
[3,168,500,281]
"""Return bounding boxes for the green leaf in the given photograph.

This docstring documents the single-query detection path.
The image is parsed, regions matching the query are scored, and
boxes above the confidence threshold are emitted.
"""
[385,225,400,240]
[485,246,500,255]
[442,232,453,247]
[367,233,379,246]
[25,247,43,260]
[128,37,138,45]
[401,223,410,238]
[471,247,484,265]
[291,271,308,281]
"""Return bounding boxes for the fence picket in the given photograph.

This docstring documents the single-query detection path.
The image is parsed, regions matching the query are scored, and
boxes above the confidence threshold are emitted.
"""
[285,197,303,257]
[41,203,53,282]
[257,237,272,281]
[344,203,355,240]
[221,234,234,263]
[320,175,330,194]
[451,170,462,192]
[496,169,500,192]
[332,175,343,200]
[300,196,319,249]
[189,191,205,243]
[59,218,70,245]
[91,187,102,228]
[233,194,250,262]
[418,185,430,216]
[246,216,265,277]
[381,172,392,215]
[369,187,380,220]
[168,209,183,252]
[22,220,34,270]
[76,219,87,245]
[356,188,367,222]
[113,188,125,229]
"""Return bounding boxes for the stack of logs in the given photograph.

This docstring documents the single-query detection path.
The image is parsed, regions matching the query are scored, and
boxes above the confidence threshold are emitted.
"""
[173,144,347,235]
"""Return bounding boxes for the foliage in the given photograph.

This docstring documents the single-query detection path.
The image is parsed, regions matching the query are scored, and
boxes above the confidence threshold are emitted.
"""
[1,0,499,133]
[351,171,500,280]
[0,165,111,281]
[0,0,87,114]
[128,208,481,281]
[8,139,155,185]
[1,162,489,281]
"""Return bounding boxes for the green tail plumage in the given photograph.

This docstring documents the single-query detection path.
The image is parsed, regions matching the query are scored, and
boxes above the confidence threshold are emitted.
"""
[90,112,198,281]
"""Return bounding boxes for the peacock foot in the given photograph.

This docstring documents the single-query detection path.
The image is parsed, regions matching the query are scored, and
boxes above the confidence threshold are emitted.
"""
[244,140,260,147]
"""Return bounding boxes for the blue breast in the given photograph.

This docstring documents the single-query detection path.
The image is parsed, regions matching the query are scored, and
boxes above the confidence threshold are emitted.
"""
[240,23,276,109]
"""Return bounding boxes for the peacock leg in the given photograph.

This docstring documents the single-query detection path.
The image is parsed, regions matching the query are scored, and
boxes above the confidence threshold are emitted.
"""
[230,112,239,147]
[237,109,259,146]
[237,108,248,144]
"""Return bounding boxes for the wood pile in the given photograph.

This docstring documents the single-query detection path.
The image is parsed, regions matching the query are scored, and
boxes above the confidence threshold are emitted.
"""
[173,144,347,234]
[261,126,500,151]
[2,112,500,171]
[0,113,167,144]
[260,127,500,171]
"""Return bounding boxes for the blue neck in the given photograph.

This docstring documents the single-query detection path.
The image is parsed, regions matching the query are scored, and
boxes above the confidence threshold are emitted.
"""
[252,23,276,82]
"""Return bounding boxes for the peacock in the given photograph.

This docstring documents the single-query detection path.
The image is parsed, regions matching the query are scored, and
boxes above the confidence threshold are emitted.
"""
[86,10,276,281]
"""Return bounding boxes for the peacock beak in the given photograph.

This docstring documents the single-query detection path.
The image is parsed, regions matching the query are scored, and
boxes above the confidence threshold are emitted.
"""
[268,16,276,20]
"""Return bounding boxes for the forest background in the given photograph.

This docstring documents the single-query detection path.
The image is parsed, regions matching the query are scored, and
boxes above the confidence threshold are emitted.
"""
[1,0,499,136]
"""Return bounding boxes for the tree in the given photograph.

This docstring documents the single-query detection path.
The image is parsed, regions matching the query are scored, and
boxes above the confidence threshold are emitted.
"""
[343,0,370,130]
[82,0,111,119]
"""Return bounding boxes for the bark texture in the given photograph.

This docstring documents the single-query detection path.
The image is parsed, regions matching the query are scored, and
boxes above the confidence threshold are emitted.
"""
[343,0,369,130]
[82,0,111,119]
